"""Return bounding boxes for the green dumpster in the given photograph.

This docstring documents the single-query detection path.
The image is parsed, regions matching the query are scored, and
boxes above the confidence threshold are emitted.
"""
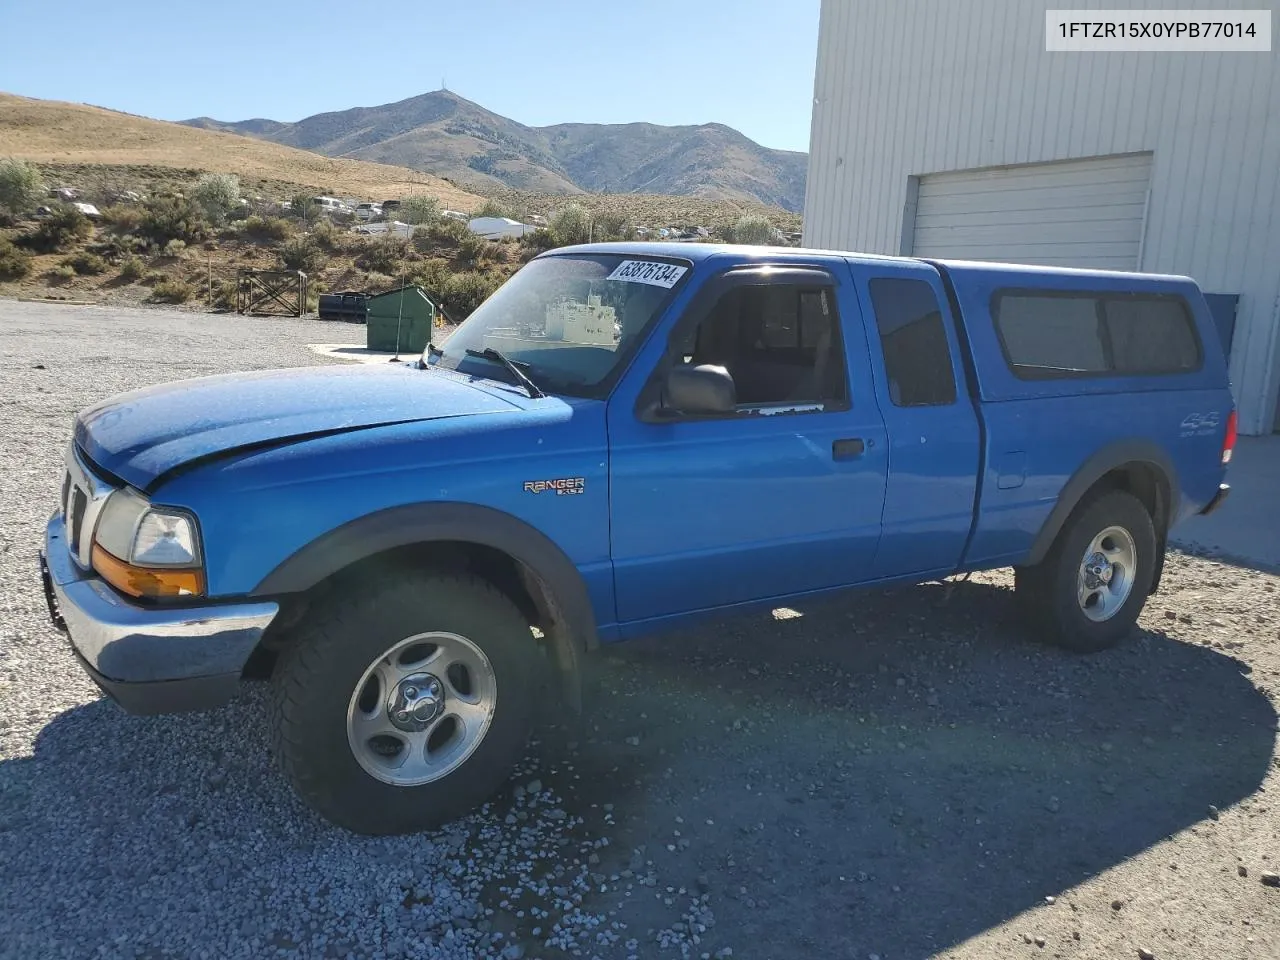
[366,285,437,353]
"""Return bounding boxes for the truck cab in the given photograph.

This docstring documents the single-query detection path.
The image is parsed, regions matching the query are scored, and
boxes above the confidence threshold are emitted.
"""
[39,242,1235,835]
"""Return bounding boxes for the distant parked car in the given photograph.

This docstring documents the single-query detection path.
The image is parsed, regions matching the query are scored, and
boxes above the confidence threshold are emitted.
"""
[380,199,402,213]
[355,202,383,222]
[312,196,350,215]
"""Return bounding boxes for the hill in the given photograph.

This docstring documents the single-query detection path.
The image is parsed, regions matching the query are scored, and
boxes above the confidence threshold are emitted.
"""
[0,93,482,208]
[183,90,809,212]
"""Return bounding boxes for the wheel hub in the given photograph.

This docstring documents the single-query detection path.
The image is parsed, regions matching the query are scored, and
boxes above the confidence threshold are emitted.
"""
[388,673,444,731]
[1084,551,1114,588]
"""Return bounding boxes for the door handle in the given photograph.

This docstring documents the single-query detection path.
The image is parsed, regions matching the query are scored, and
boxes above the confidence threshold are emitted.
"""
[832,438,865,460]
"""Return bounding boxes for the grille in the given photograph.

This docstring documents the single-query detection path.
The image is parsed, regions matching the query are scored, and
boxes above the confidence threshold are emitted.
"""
[67,485,88,556]
[59,444,116,568]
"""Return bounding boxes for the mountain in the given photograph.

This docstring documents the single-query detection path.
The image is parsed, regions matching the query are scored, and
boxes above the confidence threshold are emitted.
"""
[182,91,808,212]
[0,93,482,208]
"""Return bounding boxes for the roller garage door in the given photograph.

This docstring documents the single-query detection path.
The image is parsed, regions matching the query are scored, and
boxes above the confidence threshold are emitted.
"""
[910,153,1153,270]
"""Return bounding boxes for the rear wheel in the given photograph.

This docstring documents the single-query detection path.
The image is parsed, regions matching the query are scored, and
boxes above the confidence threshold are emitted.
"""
[1016,489,1156,653]
[269,572,542,835]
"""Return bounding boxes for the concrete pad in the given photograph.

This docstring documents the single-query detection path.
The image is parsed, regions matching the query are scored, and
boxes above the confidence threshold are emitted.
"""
[1171,435,1280,572]
[308,343,420,365]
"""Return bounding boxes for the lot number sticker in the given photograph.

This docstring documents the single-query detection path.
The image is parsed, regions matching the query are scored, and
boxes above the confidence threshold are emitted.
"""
[607,260,688,288]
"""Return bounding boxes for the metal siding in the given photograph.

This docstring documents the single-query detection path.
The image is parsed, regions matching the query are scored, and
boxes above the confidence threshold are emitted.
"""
[804,0,1280,433]
[912,154,1153,270]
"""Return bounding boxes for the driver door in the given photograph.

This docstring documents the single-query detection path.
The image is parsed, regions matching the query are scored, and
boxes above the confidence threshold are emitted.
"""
[606,265,889,625]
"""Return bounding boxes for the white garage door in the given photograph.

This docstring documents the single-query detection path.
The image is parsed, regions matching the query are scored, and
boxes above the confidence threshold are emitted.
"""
[910,153,1153,270]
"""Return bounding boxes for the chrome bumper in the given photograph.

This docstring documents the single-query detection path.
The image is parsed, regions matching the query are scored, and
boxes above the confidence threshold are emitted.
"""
[40,512,279,715]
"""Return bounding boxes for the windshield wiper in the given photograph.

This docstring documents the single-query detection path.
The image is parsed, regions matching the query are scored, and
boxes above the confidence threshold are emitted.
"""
[464,347,546,399]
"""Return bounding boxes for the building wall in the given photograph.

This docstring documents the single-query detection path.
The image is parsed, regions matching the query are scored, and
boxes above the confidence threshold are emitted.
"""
[804,0,1280,433]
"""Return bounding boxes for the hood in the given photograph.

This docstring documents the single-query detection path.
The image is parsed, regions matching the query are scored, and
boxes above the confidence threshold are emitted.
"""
[75,363,519,490]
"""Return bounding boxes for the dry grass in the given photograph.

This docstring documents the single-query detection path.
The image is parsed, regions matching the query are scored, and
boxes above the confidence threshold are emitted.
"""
[0,93,483,209]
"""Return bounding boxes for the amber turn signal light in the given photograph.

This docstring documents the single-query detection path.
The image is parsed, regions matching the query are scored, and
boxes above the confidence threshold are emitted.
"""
[91,544,206,599]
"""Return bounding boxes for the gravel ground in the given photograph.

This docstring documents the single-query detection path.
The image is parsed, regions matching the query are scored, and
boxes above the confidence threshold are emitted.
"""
[1,300,1277,960]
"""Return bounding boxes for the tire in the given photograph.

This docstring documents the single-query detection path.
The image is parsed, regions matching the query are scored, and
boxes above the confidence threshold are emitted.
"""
[1015,489,1156,654]
[269,572,542,835]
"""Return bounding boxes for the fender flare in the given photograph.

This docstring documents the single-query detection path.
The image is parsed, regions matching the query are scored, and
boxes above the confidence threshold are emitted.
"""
[1025,439,1179,567]
[251,502,598,709]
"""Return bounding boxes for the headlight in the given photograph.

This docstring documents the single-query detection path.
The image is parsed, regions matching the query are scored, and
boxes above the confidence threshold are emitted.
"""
[92,489,204,598]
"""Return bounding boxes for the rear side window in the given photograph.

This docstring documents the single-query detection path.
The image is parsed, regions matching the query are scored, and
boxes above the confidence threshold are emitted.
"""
[992,291,1201,379]
[869,278,957,406]
[1105,298,1202,373]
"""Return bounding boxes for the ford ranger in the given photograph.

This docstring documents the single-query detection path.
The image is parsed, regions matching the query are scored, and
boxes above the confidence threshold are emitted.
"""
[38,242,1235,835]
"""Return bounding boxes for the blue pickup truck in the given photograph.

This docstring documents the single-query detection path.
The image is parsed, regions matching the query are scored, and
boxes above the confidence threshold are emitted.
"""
[39,242,1235,834]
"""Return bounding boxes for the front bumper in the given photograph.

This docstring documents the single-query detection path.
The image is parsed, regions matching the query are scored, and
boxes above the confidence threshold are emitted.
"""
[39,512,279,715]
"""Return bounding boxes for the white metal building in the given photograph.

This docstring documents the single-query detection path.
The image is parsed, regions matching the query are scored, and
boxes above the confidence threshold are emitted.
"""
[803,0,1280,434]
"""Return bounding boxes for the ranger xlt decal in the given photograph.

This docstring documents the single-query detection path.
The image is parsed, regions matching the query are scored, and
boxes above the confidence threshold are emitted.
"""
[523,477,585,496]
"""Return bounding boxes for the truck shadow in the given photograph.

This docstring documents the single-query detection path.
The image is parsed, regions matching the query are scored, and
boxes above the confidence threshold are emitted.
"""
[552,575,1277,959]
[2,575,1274,960]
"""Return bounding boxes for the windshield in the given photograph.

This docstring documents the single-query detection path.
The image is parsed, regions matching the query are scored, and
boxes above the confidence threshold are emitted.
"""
[427,253,690,397]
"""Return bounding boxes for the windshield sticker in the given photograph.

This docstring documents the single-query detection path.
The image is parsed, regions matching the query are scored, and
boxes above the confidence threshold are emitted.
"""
[606,260,688,288]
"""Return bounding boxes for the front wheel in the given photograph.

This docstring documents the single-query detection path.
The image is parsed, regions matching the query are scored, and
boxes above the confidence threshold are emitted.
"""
[269,572,542,835]
[1015,489,1156,653]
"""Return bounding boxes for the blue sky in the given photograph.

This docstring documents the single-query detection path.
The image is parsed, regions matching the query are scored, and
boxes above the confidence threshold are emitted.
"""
[0,0,821,152]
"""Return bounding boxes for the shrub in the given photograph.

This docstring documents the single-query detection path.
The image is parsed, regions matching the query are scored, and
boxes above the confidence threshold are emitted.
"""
[139,195,208,246]
[17,204,92,253]
[101,205,145,233]
[473,199,510,219]
[150,278,194,303]
[408,257,452,295]
[731,214,773,245]
[0,158,44,216]
[279,234,327,273]
[455,233,486,264]
[50,264,76,283]
[209,278,236,311]
[549,204,591,246]
[357,234,410,275]
[519,227,559,255]
[62,251,107,275]
[162,238,187,259]
[243,214,292,241]
[440,270,501,320]
[309,218,340,250]
[117,255,146,282]
[289,191,319,225]
[400,195,441,225]
[0,237,32,280]
[422,218,469,245]
[190,173,240,226]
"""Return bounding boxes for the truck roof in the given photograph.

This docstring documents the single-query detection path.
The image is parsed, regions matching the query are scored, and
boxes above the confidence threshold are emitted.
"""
[546,241,1194,285]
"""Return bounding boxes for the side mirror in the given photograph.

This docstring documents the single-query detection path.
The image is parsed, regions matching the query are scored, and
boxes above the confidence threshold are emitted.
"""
[661,364,736,415]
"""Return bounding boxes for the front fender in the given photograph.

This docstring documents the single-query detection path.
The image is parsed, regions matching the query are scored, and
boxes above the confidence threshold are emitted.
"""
[253,500,598,647]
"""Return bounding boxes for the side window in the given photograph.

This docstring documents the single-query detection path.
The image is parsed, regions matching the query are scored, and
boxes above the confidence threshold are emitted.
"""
[995,294,1108,375]
[869,277,957,406]
[1105,297,1201,373]
[684,282,847,408]
[993,291,1203,379]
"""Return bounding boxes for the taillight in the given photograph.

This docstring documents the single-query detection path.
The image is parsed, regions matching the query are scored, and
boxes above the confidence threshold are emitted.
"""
[1222,409,1238,464]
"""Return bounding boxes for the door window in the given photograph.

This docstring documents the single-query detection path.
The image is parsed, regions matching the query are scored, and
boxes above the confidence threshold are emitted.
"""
[677,283,848,409]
